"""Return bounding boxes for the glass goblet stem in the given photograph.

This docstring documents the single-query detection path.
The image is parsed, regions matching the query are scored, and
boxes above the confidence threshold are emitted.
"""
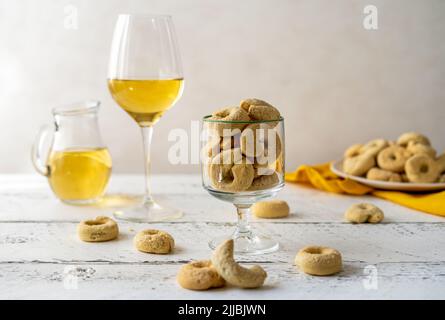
[233,204,253,239]
[141,126,154,204]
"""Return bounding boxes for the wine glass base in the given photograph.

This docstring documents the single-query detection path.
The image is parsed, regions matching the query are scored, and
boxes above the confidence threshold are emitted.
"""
[209,234,279,255]
[113,200,183,222]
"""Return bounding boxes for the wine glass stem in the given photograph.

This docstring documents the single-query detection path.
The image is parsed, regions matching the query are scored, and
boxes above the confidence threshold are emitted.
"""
[141,126,154,204]
[234,204,252,238]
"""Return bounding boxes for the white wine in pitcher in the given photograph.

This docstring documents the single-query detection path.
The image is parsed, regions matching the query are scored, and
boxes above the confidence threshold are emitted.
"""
[47,148,112,202]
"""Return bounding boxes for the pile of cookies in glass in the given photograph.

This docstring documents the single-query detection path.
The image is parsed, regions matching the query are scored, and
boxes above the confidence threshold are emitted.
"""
[202,99,284,192]
[342,132,445,183]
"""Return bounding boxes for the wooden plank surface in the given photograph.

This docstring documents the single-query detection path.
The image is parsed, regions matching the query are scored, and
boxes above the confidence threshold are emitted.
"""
[0,175,444,299]
[0,175,441,223]
[1,262,443,300]
[1,222,444,264]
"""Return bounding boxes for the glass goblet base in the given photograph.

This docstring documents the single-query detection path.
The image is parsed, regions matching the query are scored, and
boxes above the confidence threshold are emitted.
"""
[209,233,279,255]
[113,199,182,222]
[209,234,280,255]
[206,186,284,255]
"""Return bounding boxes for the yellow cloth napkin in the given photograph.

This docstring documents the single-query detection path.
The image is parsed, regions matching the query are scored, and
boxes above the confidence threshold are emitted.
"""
[285,163,445,217]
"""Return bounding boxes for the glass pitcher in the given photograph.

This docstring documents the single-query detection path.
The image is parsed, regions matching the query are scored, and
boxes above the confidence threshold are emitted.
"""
[32,100,112,204]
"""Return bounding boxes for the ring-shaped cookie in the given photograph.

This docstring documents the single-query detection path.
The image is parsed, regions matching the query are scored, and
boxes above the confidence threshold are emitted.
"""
[407,141,436,158]
[253,162,276,177]
[437,154,445,173]
[295,246,342,276]
[248,172,280,191]
[134,229,175,254]
[240,124,282,161]
[344,203,384,224]
[209,107,250,136]
[240,124,266,157]
[366,167,402,182]
[177,260,225,290]
[203,135,221,160]
[377,146,411,173]
[343,153,375,176]
[405,154,440,183]
[397,132,430,147]
[401,173,410,182]
[240,98,274,110]
[203,135,237,160]
[344,143,363,158]
[239,98,280,122]
[209,148,254,192]
[77,216,119,242]
[246,105,280,122]
[361,139,388,156]
[212,240,267,288]
[255,136,283,169]
[252,199,289,218]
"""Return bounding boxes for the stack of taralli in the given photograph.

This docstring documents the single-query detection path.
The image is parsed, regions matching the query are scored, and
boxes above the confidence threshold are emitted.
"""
[204,98,283,192]
[342,132,445,183]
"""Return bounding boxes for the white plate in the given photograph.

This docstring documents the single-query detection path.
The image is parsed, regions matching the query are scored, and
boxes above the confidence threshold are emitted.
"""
[330,159,445,192]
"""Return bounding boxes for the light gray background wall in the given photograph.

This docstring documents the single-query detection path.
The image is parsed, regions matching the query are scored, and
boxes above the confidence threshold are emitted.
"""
[0,0,444,174]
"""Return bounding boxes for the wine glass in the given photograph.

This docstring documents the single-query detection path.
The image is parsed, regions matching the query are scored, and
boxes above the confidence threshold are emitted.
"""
[108,14,184,221]
[201,116,285,254]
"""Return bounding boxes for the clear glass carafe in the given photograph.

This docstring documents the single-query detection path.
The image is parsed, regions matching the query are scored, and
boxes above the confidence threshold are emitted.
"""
[32,100,112,204]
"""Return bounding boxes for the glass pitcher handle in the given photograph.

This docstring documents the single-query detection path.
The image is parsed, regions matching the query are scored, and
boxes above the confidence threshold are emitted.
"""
[31,125,52,176]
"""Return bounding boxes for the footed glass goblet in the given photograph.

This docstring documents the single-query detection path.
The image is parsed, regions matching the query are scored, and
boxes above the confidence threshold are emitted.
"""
[201,116,285,254]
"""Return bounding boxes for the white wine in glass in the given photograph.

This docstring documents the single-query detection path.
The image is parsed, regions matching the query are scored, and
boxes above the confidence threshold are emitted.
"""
[108,79,183,126]
[108,14,184,221]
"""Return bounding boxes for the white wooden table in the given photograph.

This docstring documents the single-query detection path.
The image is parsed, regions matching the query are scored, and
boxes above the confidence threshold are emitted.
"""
[0,174,444,300]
